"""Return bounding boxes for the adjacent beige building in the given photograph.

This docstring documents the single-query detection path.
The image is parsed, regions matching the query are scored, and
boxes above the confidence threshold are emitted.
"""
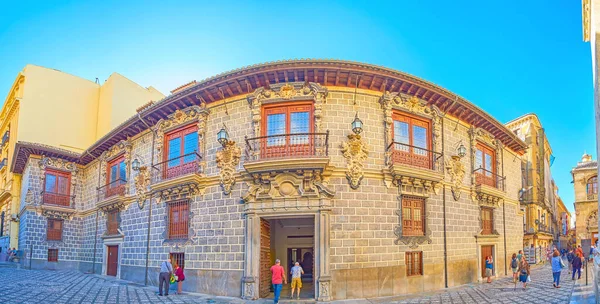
[572,153,598,245]
[0,65,164,252]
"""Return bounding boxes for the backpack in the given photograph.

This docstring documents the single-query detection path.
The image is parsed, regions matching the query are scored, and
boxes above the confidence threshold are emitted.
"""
[511,258,518,268]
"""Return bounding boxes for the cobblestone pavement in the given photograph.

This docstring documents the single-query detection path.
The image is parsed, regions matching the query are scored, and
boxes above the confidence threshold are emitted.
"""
[0,263,595,304]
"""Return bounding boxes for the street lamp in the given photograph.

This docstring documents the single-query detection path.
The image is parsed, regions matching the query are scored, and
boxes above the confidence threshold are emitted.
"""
[457,143,467,158]
[217,124,229,146]
[351,113,363,135]
[132,159,140,172]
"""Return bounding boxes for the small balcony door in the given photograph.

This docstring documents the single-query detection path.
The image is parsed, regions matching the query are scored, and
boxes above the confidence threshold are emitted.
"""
[44,169,71,206]
[164,124,198,179]
[262,103,313,159]
[107,156,126,198]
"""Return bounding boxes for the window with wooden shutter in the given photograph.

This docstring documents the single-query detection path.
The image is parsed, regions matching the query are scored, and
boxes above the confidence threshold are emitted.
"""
[474,143,497,188]
[47,219,63,241]
[168,199,189,240]
[106,156,127,198]
[406,251,423,276]
[402,196,425,236]
[43,169,71,207]
[170,252,185,269]
[481,207,494,235]
[107,210,119,235]
[164,124,199,179]
[391,111,432,169]
[261,102,314,158]
[48,249,58,262]
[587,176,598,199]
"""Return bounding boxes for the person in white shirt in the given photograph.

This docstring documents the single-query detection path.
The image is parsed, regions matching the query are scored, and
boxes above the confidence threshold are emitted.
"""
[158,258,173,296]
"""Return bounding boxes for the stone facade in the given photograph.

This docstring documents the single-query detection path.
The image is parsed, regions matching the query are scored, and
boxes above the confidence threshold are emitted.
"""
[12,60,527,300]
[572,153,598,245]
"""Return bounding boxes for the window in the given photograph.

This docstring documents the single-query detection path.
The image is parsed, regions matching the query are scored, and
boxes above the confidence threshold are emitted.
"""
[262,103,313,158]
[107,210,119,235]
[402,196,425,236]
[47,219,63,241]
[406,251,423,276]
[391,111,431,169]
[474,143,496,188]
[48,249,58,262]
[170,252,185,269]
[587,176,598,198]
[106,156,126,197]
[164,124,199,179]
[481,208,494,235]
[43,169,71,206]
[168,199,189,240]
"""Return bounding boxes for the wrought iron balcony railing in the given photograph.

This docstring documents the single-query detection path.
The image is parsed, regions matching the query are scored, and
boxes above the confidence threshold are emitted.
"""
[152,152,202,183]
[97,179,127,201]
[386,142,443,171]
[245,132,329,162]
[41,191,73,208]
[473,167,505,191]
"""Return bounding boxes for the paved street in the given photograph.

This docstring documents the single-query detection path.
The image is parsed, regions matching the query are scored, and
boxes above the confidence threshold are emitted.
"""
[0,262,595,303]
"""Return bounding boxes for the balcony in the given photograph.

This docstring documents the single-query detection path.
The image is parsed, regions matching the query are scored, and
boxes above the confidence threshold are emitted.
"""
[150,152,204,197]
[244,132,330,174]
[386,142,444,186]
[97,179,127,206]
[41,191,73,208]
[473,168,506,206]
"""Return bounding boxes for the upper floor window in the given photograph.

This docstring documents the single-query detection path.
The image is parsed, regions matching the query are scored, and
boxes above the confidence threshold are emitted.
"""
[167,199,189,240]
[47,218,63,241]
[402,196,425,236]
[587,176,597,198]
[481,207,494,235]
[474,143,496,188]
[391,112,431,169]
[164,124,198,179]
[261,103,313,158]
[105,156,126,198]
[43,169,71,207]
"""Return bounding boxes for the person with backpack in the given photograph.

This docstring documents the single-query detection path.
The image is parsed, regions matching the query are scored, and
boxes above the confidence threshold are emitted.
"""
[510,253,519,283]
[567,249,574,274]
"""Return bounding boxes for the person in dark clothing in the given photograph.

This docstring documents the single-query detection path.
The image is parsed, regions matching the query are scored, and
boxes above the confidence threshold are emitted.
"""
[567,249,574,274]
[572,252,582,280]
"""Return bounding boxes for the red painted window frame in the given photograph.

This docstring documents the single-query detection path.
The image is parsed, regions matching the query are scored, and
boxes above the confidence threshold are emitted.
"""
[167,199,189,240]
[475,142,497,188]
[481,207,494,235]
[261,102,314,158]
[163,124,199,179]
[406,251,423,276]
[391,111,432,169]
[47,218,63,241]
[107,210,119,235]
[105,155,126,198]
[402,196,425,236]
[48,249,58,262]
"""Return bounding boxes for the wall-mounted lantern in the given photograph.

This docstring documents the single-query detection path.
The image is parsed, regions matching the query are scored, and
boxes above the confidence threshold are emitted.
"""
[351,113,363,135]
[217,124,230,146]
[132,159,140,172]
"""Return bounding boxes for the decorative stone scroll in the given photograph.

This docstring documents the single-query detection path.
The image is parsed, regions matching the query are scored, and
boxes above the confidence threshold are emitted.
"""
[247,82,328,136]
[445,156,465,201]
[154,105,210,170]
[243,171,335,203]
[380,92,443,168]
[134,166,151,209]
[341,134,368,189]
[41,208,74,220]
[476,192,501,207]
[157,183,204,202]
[587,211,598,230]
[392,176,440,197]
[216,141,241,195]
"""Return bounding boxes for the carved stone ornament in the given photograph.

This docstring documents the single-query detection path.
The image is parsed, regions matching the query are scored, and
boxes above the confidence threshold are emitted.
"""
[341,134,368,189]
[243,171,335,203]
[445,156,465,201]
[99,201,126,213]
[42,209,74,220]
[380,92,442,169]
[134,166,151,209]
[242,277,256,300]
[318,277,331,301]
[247,82,328,136]
[154,105,210,167]
[587,211,598,230]
[393,176,440,197]
[216,141,242,195]
[158,183,204,202]
[394,196,432,248]
[24,188,37,206]
[476,192,501,207]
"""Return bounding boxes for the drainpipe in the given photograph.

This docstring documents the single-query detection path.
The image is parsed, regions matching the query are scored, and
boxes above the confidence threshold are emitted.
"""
[441,114,448,288]
[502,148,507,276]
[88,150,101,274]
[137,112,157,286]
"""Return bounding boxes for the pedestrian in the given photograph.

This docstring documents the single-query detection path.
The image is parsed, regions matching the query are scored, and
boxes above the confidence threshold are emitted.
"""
[174,262,185,295]
[158,257,173,296]
[567,249,574,274]
[518,258,530,289]
[551,249,563,288]
[576,245,584,258]
[485,256,493,283]
[270,259,287,304]
[290,261,304,299]
[510,253,519,283]
[572,252,582,280]
[590,246,595,262]
[517,250,523,262]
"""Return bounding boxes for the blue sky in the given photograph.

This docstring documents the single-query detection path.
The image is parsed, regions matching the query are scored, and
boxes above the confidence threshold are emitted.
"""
[0,1,594,215]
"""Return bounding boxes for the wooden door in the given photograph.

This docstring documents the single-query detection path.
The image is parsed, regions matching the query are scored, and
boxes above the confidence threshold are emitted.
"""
[107,245,118,276]
[259,219,271,298]
[481,245,493,278]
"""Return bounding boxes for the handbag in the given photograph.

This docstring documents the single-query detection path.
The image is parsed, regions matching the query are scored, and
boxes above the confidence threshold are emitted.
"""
[560,258,566,268]
[527,275,531,282]
[170,274,176,284]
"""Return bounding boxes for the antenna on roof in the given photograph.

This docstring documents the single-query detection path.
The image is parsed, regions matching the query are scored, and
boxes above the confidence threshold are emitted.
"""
[95,78,99,84]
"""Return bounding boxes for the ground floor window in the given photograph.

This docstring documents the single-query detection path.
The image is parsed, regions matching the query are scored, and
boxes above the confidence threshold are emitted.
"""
[170,252,185,269]
[406,251,423,276]
[48,249,58,262]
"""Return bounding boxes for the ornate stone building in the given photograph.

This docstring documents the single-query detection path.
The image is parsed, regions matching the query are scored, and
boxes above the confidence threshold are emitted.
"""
[11,60,526,300]
[572,153,598,245]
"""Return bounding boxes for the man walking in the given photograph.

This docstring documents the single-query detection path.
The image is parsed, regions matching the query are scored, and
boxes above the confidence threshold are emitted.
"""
[290,261,304,299]
[567,249,574,274]
[159,257,173,296]
[270,259,287,304]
